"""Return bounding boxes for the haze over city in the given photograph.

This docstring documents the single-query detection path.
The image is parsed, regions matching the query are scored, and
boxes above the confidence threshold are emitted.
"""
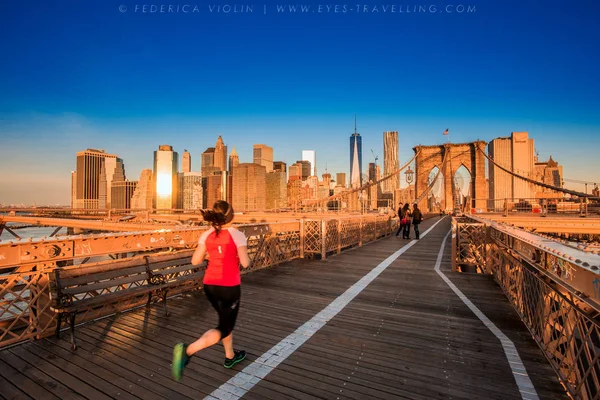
[1,0,599,205]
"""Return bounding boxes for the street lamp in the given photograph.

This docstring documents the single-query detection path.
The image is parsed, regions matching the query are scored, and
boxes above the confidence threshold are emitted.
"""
[405,166,414,185]
[403,166,415,206]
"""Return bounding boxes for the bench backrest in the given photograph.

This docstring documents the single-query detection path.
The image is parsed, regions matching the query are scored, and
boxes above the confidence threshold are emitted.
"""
[49,253,202,307]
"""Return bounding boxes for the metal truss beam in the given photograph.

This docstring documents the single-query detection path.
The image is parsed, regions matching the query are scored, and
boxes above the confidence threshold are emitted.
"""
[0,215,179,232]
[0,222,299,270]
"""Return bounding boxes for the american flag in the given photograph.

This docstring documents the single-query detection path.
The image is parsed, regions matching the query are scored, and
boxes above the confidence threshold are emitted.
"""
[443,128,449,135]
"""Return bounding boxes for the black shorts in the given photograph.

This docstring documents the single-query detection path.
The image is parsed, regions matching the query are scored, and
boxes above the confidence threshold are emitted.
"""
[203,284,241,339]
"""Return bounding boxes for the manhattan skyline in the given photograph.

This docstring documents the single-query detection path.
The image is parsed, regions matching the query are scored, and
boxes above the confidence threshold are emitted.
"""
[1,0,600,204]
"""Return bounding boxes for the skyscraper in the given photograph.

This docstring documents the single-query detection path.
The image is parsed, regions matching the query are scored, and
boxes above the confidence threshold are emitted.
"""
[74,148,121,209]
[383,131,399,193]
[71,171,76,209]
[288,163,302,181]
[201,147,215,177]
[322,172,333,196]
[214,135,228,172]
[305,176,319,200]
[322,171,332,188]
[488,132,535,202]
[273,161,287,173]
[266,171,287,210]
[369,184,378,210]
[99,157,126,209]
[302,150,316,177]
[232,163,267,212]
[376,164,381,191]
[182,150,191,173]
[350,116,362,188]
[534,156,563,197]
[153,145,179,210]
[287,179,303,209]
[179,172,203,210]
[205,172,226,209]
[336,173,346,188]
[253,144,274,172]
[111,181,137,209]
[368,162,377,183]
[296,160,311,180]
[131,169,154,209]
[229,147,240,174]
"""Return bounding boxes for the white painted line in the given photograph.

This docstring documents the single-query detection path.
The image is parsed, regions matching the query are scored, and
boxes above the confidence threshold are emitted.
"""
[434,230,540,400]
[205,217,447,399]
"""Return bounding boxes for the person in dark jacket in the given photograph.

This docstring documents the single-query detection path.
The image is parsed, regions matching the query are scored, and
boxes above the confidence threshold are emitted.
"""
[395,203,404,236]
[412,203,423,239]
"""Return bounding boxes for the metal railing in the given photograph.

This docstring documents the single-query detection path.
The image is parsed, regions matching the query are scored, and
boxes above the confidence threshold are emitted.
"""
[468,198,600,217]
[0,215,396,349]
[454,216,600,400]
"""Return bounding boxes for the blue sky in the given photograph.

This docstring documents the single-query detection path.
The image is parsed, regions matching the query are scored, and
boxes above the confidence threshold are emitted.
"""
[1,0,599,204]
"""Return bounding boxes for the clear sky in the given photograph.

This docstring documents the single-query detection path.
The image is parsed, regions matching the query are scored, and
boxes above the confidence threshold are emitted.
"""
[1,0,599,205]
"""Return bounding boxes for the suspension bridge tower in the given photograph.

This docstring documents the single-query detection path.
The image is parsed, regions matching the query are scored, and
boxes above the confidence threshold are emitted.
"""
[413,141,487,213]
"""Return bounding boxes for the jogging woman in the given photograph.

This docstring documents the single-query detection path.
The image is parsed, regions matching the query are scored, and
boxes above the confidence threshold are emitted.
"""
[172,200,250,381]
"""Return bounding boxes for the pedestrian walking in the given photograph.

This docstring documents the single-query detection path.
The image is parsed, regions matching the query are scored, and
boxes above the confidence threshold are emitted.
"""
[401,203,412,239]
[395,202,404,236]
[412,203,424,239]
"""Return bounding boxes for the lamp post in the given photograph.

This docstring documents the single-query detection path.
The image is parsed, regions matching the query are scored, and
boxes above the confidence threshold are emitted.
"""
[405,166,414,185]
[405,166,414,204]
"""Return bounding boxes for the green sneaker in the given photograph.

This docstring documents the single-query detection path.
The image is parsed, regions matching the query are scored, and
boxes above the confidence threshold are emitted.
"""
[172,343,190,381]
[224,350,247,369]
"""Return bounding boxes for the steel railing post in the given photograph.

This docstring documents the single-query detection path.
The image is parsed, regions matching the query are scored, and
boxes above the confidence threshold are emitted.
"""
[321,219,327,259]
[299,219,305,258]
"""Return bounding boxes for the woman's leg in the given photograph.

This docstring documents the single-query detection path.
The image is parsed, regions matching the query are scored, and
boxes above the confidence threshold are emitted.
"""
[221,333,234,359]
[204,285,241,359]
[173,285,242,380]
[178,285,225,359]
[213,286,246,367]
[187,329,222,355]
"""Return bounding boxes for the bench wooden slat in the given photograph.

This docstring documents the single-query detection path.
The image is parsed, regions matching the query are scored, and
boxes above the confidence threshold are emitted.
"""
[61,273,148,296]
[58,259,199,289]
[148,258,193,270]
[149,263,202,276]
[56,259,148,279]
[53,271,205,313]
[59,263,202,295]
[58,265,148,287]
[52,285,155,313]
[150,271,204,291]
[55,255,193,279]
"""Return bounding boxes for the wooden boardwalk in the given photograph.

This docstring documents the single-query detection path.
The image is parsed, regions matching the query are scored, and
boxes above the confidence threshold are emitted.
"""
[0,217,568,400]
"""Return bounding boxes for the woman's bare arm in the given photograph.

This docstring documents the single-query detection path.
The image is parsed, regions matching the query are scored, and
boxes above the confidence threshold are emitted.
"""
[191,243,207,266]
[237,246,250,268]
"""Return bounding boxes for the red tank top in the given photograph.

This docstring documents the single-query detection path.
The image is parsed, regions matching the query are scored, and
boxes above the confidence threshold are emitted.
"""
[203,229,241,286]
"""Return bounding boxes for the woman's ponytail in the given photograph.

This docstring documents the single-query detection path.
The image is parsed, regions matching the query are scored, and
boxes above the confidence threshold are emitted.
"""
[201,200,234,236]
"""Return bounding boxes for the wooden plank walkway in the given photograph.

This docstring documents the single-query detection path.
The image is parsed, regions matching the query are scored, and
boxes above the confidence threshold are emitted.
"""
[0,217,568,400]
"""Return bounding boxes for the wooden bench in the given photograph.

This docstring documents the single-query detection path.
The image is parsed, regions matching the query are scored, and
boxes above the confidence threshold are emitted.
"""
[49,252,203,350]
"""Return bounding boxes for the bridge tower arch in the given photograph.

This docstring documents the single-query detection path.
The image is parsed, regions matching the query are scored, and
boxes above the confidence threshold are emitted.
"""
[413,141,487,212]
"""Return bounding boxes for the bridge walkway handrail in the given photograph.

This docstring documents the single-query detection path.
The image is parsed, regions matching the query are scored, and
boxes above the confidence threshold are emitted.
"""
[0,214,398,348]
[454,215,600,400]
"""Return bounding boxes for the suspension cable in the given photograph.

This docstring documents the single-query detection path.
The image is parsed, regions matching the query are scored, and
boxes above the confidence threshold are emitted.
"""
[302,150,422,207]
[477,146,594,199]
